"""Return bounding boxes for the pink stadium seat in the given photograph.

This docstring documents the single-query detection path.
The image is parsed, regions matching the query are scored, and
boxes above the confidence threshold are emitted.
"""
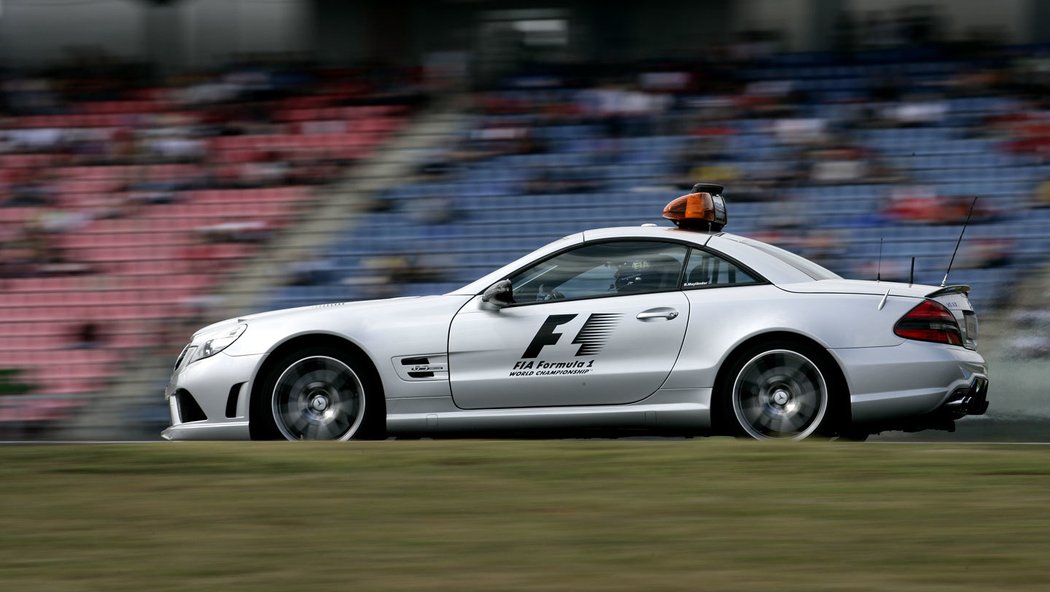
[0,79,410,411]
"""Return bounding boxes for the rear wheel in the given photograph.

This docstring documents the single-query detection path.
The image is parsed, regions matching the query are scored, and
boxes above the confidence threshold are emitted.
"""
[251,346,385,440]
[718,341,840,440]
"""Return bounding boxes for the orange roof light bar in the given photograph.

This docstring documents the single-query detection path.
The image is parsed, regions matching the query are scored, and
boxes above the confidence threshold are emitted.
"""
[662,182,728,231]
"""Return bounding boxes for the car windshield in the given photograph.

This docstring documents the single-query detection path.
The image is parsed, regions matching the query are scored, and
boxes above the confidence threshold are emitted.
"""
[723,235,841,281]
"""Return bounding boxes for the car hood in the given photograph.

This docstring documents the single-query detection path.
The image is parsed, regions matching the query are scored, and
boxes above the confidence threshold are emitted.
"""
[192,295,469,341]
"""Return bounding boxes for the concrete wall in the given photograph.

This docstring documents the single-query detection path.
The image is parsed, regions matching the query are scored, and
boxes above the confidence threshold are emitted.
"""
[314,0,473,66]
[313,0,369,65]
[731,0,813,51]
[731,0,1041,50]
[0,0,145,66]
[183,0,313,67]
[844,0,1028,43]
[0,0,312,69]
[621,0,733,59]
[0,0,1046,71]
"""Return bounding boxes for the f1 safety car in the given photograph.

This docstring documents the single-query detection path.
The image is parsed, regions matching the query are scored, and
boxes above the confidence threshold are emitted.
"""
[163,183,989,441]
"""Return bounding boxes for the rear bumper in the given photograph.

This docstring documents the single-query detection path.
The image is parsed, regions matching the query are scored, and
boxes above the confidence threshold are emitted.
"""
[833,340,988,426]
[875,375,990,434]
[941,375,990,418]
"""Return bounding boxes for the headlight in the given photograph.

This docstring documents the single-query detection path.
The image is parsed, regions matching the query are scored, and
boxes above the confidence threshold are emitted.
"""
[187,323,247,365]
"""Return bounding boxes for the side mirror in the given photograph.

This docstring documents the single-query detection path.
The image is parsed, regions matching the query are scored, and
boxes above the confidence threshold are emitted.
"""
[481,279,514,309]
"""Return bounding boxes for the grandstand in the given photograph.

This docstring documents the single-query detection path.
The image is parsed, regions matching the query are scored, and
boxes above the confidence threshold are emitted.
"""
[270,50,1050,315]
[0,64,413,433]
[2,0,1049,437]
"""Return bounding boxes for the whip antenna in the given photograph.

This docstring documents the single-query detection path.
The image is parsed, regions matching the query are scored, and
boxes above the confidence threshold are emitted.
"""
[941,196,978,287]
[876,238,883,282]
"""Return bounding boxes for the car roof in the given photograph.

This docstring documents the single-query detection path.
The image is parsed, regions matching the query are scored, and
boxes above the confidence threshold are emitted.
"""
[451,226,821,295]
[579,225,714,244]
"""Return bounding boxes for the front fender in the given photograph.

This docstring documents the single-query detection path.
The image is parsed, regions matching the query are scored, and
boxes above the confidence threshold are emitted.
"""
[222,295,473,399]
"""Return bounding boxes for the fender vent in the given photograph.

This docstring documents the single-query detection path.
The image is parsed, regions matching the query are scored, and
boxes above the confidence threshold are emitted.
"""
[402,357,434,378]
[225,383,245,418]
[395,355,449,381]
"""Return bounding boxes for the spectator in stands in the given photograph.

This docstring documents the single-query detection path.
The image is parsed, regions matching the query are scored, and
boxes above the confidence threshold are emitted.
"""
[66,128,111,163]
[109,126,139,163]
[958,239,1014,269]
[0,227,37,279]
[773,112,828,146]
[143,119,206,163]
[1001,113,1050,160]
[355,255,411,299]
[729,30,782,63]
[7,169,58,207]
[884,184,947,224]
[667,135,736,190]
[2,76,63,115]
[196,220,272,244]
[810,145,868,184]
[241,151,290,187]
[525,165,603,195]
[888,92,948,128]
[286,255,337,287]
[13,219,90,277]
[70,321,103,349]
[686,158,742,189]
[1034,179,1050,207]
[409,193,459,224]
[397,252,456,284]
[287,152,342,186]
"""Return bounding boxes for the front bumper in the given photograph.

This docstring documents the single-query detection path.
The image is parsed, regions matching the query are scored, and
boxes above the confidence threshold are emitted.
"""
[161,351,263,441]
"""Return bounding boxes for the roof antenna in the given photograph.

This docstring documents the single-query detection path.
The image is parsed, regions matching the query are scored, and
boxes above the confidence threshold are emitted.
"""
[876,238,883,282]
[909,256,915,287]
[941,196,978,287]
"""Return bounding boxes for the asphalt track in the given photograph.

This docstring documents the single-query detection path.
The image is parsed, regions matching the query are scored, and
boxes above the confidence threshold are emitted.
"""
[869,415,1050,443]
[2,416,1046,444]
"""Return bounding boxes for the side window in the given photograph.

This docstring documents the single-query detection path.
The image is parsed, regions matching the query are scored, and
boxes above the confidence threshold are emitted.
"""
[509,241,688,303]
[683,248,759,289]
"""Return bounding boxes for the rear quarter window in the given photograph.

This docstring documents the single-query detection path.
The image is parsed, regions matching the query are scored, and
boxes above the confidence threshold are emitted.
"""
[724,236,841,281]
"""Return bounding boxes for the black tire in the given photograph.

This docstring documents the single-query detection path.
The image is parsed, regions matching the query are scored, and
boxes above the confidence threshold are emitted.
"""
[250,345,385,441]
[715,339,845,440]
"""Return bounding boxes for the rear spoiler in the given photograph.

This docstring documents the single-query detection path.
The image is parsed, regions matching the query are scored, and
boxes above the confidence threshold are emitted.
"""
[926,285,971,298]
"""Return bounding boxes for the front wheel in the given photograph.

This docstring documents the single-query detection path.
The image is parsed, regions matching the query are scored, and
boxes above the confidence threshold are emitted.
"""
[251,347,384,440]
[718,341,840,440]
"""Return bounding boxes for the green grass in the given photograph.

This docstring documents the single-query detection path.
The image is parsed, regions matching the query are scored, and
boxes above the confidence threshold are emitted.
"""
[2,441,1049,591]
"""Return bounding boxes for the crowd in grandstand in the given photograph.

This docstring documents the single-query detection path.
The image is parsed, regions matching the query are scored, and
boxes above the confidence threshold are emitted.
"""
[0,56,419,432]
[396,40,1050,277]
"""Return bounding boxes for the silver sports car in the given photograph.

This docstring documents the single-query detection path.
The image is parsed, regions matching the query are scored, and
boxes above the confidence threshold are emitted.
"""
[163,184,989,441]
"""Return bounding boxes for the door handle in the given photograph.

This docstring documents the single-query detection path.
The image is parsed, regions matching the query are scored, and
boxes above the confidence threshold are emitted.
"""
[636,308,679,321]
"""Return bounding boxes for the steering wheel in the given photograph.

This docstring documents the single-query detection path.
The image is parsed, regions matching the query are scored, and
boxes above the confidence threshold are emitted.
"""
[537,284,565,301]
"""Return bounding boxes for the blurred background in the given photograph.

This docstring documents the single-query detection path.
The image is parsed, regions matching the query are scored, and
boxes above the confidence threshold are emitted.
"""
[0,0,1048,440]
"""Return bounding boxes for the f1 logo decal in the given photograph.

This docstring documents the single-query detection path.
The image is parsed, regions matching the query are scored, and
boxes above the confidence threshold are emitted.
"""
[521,313,622,358]
[522,314,576,358]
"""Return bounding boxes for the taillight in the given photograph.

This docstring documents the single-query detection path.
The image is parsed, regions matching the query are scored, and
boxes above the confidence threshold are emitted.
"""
[894,300,963,346]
